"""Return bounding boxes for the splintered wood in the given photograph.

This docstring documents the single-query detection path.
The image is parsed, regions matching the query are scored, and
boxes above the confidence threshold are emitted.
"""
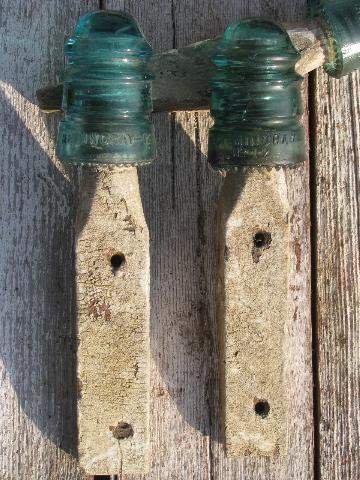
[218,169,290,457]
[76,166,150,475]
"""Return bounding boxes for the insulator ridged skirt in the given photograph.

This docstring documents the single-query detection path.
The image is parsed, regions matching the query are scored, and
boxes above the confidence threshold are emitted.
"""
[56,10,155,166]
[208,18,305,169]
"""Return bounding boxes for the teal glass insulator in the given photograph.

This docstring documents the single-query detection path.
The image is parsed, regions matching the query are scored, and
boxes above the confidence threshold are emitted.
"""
[315,0,360,78]
[208,19,305,170]
[56,11,155,166]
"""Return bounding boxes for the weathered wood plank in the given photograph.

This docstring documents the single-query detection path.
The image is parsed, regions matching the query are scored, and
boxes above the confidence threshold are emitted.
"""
[313,69,360,480]
[104,1,313,479]
[0,1,98,479]
[106,1,216,478]
[170,0,313,476]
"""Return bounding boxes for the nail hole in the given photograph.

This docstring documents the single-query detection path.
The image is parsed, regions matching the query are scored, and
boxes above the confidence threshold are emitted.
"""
[254,400,270,418]
[110,253,125,273]
[110,421,133,440]
[253,231,272,249]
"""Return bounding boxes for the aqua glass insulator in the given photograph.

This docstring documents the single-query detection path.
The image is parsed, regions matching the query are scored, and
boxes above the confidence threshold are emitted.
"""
[208,19,305,170]
[315,0,360,78]
[56,11,155,166]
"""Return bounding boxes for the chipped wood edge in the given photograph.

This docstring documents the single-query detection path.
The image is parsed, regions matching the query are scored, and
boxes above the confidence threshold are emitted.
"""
[76,166,150,475]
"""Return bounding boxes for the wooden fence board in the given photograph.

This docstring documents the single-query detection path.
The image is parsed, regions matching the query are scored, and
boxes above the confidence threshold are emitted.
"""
[0,1,98,479]
[313,69,360,480]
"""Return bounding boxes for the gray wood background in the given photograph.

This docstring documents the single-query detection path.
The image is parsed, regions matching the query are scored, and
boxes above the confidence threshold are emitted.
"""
[0,0,358,479]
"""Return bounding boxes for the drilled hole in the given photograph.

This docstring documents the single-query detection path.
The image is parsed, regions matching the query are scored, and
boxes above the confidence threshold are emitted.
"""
[254,400,270,418]
[110,253,125,273]
[253,231,272,249]
[110,421,133,440]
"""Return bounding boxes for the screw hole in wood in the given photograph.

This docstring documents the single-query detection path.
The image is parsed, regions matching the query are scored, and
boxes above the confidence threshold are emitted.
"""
[110,253,125,273]
[254,400,270,418]
[253,231,272,249]
[110,421,134,440]
[252,230,272,263]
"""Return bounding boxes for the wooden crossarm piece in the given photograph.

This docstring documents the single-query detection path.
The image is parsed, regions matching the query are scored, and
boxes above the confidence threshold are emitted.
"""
[36,22,325,113]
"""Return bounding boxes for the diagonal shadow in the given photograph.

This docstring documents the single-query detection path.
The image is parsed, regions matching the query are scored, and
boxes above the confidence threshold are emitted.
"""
[0,83,81,456]
[0,74,247,462]
[138,112,247,445]
[0,1,273,469]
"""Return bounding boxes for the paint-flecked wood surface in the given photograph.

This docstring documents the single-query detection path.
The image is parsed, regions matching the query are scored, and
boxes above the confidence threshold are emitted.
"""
[0,0,358,479]
[313,69,360,480]
[76,167,150,475]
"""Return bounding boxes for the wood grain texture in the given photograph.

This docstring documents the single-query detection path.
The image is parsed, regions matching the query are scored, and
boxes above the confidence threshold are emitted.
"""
[313,69,360,480]
[76,167,150,475]
[104,1,313,479]
[0,1,98,479]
